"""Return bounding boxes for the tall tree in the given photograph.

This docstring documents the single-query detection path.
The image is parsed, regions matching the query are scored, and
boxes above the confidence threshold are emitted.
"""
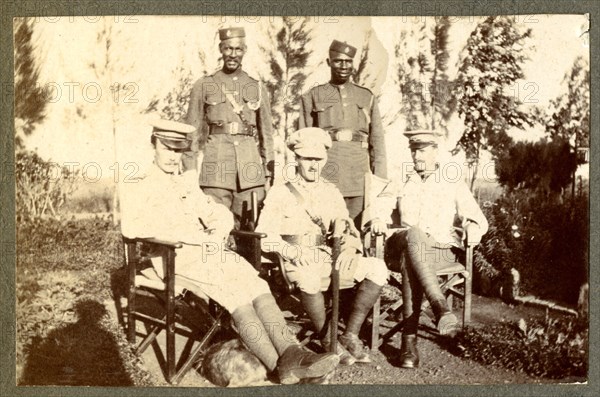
[145,61,196,121]
[354,29,376,89]
[547,56,590,151]
[393,17,454,134]
[14,18,47,149]
[430,16,453,132]
[89,17,135,224]
[259,17,313,162]
[547,55,590,199]
[453,16,533,190]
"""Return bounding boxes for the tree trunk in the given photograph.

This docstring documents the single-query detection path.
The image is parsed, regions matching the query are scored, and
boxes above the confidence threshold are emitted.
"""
[469,160,479,192]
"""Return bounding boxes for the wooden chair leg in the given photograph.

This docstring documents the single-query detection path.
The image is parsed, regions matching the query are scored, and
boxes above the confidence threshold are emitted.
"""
[370,296,381,350]
[464,245,473,326]
[171,312,223,384]
[165,248,176,383]
[126,242,137,344]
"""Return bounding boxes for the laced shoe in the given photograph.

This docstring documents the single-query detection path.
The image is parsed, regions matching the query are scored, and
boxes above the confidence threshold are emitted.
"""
[339,332,371,363]
[437,312,460,337]
[321,337,357,366]
[277,344,339,385]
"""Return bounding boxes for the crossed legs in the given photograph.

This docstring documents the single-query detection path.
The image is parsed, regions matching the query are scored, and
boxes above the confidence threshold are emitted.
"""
[388,227,462,368]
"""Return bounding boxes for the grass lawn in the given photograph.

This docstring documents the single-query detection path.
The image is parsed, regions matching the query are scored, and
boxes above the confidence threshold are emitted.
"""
[15,214,588,385]
[16,217,156,386]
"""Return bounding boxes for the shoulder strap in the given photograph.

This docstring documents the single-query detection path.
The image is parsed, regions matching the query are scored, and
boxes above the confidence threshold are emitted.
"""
[211,72,249,124]
[285,182,328,236]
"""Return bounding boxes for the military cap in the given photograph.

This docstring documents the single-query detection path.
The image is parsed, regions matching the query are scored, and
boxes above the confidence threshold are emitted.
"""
[219,27,245,41]
[329,39,357,58]
[404,129,443,149]
[149,119,195,150]
[287,127,332,159]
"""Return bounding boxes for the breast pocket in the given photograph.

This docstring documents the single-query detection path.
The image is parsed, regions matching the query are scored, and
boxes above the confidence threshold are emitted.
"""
[313,102,335,129]
[204,95,227,124]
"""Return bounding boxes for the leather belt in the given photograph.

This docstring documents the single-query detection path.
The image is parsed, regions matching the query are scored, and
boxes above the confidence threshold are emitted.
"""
[328,128,368,143]
[281,234,326,247]
[209,122,257,136]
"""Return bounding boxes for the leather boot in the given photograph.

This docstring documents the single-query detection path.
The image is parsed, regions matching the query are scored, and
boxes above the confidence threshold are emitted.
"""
[277,344,339,385]
[399,334,419,368]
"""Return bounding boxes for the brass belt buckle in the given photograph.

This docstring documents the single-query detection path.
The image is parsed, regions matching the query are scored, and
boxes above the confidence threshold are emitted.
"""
[229,122,240,134]
[337,129,353,141]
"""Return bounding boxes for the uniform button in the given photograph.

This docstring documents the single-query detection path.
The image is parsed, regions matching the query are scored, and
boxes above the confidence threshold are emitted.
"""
[340,85,345,89]
[233,77,238,81]
[342,94,347,98]
[343,103,348,107]
[234,141,239,146]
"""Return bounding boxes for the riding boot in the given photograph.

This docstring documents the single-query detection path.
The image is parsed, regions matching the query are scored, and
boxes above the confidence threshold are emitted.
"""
[399,334,419,368]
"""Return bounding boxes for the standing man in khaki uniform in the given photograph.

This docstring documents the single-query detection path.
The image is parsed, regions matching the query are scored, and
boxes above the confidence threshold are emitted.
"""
[299,40,387,228]
[184,27,274,228]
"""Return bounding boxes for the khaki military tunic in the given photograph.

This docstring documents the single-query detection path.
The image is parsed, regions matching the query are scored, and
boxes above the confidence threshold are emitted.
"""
[185,68,274,190]
[299,81,387,197]
[256,178,388,294]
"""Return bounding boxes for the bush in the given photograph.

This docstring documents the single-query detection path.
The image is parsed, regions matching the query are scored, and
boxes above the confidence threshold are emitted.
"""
[495,138,578,195]
[16,150,78,221]
[477,190,588,305]
[455,317,587,379]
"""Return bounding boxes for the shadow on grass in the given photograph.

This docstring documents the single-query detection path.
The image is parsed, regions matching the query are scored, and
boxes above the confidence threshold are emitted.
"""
[20,299,133,386]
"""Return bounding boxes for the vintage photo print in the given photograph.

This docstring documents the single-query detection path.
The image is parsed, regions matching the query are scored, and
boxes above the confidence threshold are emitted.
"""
[10,6,591,393]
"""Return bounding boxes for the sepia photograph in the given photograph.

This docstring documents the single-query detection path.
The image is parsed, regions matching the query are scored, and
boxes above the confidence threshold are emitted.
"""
[10,6,591,392]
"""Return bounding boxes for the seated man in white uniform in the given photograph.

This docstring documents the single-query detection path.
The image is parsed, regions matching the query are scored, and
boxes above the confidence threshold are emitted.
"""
[256,127,388,365]
[120,119,339,385]
[370,129,488,369]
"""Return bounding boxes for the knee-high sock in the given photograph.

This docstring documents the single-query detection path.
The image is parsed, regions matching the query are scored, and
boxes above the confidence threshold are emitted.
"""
[252,293,296,356]
[402,257,424,335]
[231,304,278,372]
[300,291,327,336]
[345,279,382,336]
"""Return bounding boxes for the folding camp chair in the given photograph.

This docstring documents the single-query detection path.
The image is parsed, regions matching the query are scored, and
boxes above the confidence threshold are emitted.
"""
[361,173,474,349]
[239,192,377,355]
[124,229,265,384]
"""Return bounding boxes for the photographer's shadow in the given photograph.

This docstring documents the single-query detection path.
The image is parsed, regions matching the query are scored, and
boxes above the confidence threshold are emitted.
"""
[20,299,133,386]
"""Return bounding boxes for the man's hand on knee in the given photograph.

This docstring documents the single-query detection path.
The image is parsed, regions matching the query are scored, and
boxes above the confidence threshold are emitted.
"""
[336,250,359,278]
[369,218,388,236]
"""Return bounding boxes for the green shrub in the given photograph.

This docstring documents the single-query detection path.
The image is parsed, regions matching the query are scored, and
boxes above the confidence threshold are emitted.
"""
[455,317,587,379]
[16,150,78,220]
[477,190,588,305]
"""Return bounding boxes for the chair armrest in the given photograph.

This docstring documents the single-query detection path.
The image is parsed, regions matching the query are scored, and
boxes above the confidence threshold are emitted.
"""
[230,230,267,239]
[362,223,406,236]
[455,227,476,249]
[135,237,183,249]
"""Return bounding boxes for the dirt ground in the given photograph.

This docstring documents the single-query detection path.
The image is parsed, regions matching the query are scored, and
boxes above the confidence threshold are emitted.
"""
[110,293,573,387]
